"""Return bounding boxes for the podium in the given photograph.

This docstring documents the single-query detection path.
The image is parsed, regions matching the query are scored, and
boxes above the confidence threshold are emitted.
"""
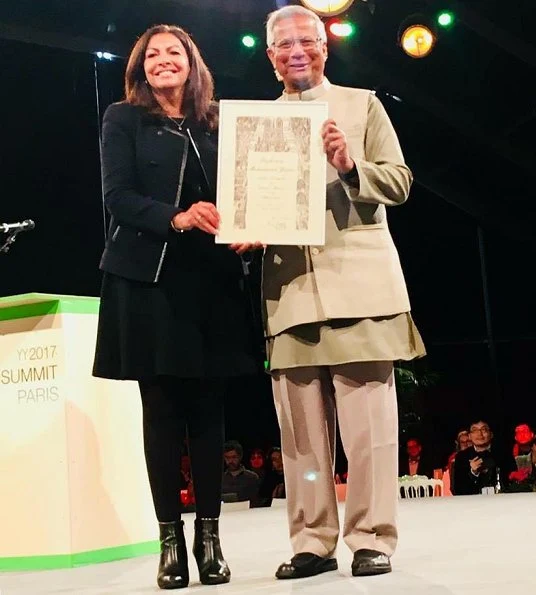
[0,293,158,570]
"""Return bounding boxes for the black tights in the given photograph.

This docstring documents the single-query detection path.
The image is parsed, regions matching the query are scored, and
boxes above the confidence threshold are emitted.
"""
[138,376,225,522]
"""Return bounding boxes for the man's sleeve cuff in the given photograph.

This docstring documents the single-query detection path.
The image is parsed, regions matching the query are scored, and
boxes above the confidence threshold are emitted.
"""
[339,163,358,183]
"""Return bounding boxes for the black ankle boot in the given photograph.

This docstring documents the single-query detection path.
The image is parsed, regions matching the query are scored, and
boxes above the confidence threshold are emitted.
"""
[157,521,189,589]
[192,518,231,585]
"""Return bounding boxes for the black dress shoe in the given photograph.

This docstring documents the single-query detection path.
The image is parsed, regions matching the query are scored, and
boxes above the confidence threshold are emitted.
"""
[276,553,338,580]
[351,549,392,576]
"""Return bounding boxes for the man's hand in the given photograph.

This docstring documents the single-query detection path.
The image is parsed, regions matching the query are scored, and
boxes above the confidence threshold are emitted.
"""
[321,119,354,174]
[172,201,220,234]
[469,457,483,474]
[229,241,265,255]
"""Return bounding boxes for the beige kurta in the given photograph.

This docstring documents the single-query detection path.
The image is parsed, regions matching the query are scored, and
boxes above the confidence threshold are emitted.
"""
[268,314,425,371]
[264,78,425,372]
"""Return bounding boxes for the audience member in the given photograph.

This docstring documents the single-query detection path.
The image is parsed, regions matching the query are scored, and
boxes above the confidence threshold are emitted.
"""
[222,440,260,502]
[259,447,286,500]
[452,420,516,495]
[512,424,534,458]
[179,454,192,491]
[515,436,536,475]
[398,438,435,478]
[447,429,472,495]
[248,448,266,482]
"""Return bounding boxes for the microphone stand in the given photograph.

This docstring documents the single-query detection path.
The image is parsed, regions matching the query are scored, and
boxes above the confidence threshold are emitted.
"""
[0,220,35,254]
[0,231,21,254]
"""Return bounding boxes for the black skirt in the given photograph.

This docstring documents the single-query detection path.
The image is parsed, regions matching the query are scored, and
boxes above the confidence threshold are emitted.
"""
[93,232,258,380]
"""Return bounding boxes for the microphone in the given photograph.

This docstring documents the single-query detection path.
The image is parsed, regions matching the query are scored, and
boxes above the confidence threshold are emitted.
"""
[0,219,36,234]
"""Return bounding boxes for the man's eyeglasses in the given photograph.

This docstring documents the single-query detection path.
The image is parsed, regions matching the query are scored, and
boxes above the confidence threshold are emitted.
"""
[470,427,490,434]
[272,37,322,52]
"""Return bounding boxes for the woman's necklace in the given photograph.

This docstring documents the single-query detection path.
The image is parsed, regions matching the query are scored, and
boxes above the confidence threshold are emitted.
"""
[166,115,186,131]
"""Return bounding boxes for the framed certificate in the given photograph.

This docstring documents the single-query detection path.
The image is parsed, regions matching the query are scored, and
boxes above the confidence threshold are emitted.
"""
[215,100,328,246]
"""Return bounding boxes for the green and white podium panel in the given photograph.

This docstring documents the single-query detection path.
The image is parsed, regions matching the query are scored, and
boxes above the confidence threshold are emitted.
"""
[0,294,158,570]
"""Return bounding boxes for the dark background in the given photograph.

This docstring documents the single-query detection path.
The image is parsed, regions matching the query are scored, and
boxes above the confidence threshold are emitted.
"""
[1,0,535,470]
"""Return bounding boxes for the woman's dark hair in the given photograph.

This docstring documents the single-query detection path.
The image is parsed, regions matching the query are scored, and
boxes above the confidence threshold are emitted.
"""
[124,24,217,130]
[266,447,282,467]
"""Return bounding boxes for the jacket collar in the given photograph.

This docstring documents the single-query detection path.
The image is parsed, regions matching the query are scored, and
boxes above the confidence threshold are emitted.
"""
[280,77,331,102]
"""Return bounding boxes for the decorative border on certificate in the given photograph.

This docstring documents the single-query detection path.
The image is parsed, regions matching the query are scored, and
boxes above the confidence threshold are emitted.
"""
[216,100,327,246]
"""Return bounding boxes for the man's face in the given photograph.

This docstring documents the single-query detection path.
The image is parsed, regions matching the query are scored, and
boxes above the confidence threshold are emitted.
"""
[267,15,327,93]
[224,449,241,472]
[515,424,533,445]
[406,440,422,459]
[470,422,493,448]
[458,432,472,451]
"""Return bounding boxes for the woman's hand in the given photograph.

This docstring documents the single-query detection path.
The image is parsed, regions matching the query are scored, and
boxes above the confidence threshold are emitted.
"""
[172,201,220,234]
[229,242,265,255]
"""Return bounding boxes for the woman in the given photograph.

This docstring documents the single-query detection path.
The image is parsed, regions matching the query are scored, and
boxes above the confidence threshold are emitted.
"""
[255,447,286,507]
[248,448,266,482]
[93,24,257,590]
[515,436,536,474]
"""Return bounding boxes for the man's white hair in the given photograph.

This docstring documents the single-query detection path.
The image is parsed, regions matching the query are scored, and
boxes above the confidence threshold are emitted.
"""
[266,5,328,47]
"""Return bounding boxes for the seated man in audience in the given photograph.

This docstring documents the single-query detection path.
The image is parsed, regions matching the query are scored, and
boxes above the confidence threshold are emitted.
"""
[221,440,260,502]
[398,438,435,478]
[452,420,516,495]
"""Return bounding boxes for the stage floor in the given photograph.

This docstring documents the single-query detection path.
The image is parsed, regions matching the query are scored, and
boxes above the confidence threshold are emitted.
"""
[2,494,535,595]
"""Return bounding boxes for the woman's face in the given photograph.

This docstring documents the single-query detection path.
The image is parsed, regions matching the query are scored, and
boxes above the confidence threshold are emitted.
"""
[250,452,264,469]
[144,32,190,93]
[515,424,533,445]
[271,451,283,472]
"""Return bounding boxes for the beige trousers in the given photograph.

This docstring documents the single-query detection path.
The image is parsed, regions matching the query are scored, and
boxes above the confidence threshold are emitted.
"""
[272,361,398,558]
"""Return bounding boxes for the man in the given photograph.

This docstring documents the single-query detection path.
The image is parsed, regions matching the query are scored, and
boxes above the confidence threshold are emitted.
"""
[221,440,260,502]
[399,438,435,478]
[255,5,425,580]
[452,420,516,495]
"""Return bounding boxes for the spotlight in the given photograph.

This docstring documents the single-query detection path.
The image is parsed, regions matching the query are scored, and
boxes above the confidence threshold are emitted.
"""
[301,0,355,17]
[241,34,256,48]
[400,24,436,58]
[95,51,114,60]
[437,10,455,28]
[328,21,356,38]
